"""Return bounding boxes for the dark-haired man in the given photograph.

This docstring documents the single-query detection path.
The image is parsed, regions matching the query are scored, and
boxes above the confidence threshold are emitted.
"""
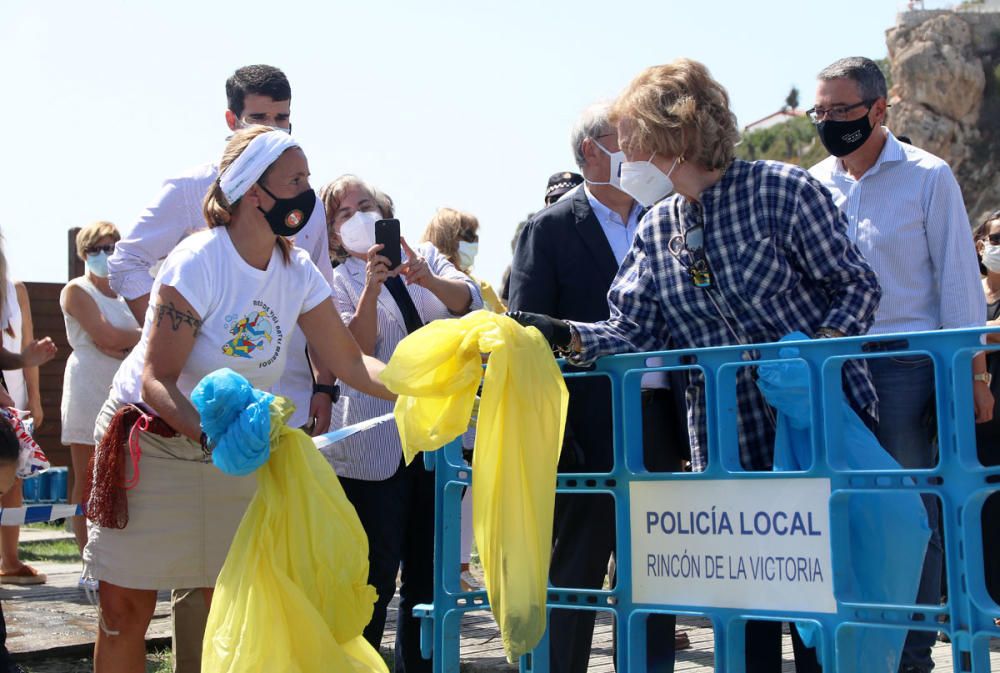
[106,64,335,673]
[809,56,991,673]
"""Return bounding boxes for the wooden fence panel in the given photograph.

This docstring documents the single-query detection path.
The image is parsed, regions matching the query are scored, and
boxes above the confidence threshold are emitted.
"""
[24,282,71,469]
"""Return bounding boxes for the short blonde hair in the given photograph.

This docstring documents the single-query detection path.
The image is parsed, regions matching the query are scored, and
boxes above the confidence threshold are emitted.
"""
[610,58,740,171]
[421,208,478,267]
[75,221,120,261]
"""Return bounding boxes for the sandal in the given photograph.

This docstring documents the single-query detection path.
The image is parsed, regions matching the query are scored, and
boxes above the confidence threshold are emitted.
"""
[0,564,47,585]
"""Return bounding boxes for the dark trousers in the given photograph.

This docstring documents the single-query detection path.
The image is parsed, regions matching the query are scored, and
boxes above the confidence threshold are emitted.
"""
[340,459,436,673]
[0,602,17,673]
[745,621,820,672]
[983,494,1000,602]
[548,388,685,673]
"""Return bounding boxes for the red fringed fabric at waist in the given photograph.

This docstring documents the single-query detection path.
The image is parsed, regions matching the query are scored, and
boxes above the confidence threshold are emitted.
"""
[84,404,176,530]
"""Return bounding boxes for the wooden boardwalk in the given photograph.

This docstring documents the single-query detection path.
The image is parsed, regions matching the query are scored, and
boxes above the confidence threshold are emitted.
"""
[4,557,999,671]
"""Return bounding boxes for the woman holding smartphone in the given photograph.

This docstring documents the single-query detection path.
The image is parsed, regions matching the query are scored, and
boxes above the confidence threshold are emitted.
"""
[320,175,482,673]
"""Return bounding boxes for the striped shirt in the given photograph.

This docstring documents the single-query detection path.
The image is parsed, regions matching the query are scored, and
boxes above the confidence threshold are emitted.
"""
[568,159,881,471]
[325,242,484,480]
[809,130,985,334]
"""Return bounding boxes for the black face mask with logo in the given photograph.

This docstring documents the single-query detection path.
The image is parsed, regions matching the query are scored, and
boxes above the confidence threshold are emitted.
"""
[816,112,875,158]
[257,184,316,237]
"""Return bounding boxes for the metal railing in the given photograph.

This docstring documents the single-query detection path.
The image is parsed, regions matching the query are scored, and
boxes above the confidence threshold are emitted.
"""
[416,328,1000,672]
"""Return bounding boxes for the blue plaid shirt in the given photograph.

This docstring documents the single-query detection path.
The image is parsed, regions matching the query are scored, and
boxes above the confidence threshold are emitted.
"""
[569,159,881,471]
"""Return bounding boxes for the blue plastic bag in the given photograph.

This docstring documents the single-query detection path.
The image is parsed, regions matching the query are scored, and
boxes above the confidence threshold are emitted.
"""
[757,333,930,673]
[191,368,275,476]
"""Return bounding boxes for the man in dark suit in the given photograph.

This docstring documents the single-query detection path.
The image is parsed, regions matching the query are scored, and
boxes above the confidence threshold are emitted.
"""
[508,102,688,673]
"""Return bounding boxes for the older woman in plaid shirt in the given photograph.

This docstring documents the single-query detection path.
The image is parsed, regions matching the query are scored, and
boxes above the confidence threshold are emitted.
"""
[510,58,881,673]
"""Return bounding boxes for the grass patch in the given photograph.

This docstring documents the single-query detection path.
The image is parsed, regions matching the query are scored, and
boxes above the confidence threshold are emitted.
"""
[19,539,80,564]
[147,649,171,673]
[24,521,66,530]
[19,648,171,673]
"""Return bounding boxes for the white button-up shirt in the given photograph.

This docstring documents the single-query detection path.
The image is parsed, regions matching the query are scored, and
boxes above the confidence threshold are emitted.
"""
[810,131,984,334]
[107,158,335,427]
[584,184,668,389]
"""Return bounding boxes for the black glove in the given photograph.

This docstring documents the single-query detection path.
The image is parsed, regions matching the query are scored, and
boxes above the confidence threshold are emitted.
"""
[506,311,572,350]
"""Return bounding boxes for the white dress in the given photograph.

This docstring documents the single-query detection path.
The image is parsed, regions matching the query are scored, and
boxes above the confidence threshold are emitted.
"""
[1,280,27,409]
[59,276,138,445]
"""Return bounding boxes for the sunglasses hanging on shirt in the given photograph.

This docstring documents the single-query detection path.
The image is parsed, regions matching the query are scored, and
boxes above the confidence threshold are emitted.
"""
[667,221,713,288]
[667,212,778,427]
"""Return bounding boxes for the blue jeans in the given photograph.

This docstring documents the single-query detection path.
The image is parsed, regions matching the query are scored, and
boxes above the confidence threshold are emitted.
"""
[869,355,941,672]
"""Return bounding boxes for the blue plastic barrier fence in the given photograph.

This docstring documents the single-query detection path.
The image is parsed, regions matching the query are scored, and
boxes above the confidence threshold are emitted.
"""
[415,327,1000,672]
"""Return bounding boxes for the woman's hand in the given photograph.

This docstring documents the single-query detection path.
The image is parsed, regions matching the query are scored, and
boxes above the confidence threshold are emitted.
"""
[399,238,433,287]
[987,318,1000,344]
[28,397,43,430]
[974,379,995,424]
[21,338,57,368]
[506,311,572,350]
[364,243,394,292]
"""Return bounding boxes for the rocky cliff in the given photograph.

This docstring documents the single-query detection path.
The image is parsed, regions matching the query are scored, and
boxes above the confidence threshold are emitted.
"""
[887,7,1000,222]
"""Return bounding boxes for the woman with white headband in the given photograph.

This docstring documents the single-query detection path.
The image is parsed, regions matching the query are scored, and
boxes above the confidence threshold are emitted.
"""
[84,126,394,673]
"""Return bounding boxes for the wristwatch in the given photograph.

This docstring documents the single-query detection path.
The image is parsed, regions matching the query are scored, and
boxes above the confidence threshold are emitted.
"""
[974,372,992,386]
[313,383,341,403]
[199,431,214,459]
[557,325,583,355]
[814,327,845,339]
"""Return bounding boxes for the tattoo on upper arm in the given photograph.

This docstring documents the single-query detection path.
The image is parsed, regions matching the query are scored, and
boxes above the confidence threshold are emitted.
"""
[151,302,202,337]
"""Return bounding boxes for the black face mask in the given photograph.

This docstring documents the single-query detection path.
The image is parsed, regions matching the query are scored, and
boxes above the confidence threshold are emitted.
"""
[256,184,316,237]
[816,111,874,158]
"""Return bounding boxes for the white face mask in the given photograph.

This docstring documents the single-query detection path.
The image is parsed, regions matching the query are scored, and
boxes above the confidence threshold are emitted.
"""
[619,154,680,208]
[338,209,380,254]
[587,138,626,190]
[458,241,478,269]
[983,243,1000,273]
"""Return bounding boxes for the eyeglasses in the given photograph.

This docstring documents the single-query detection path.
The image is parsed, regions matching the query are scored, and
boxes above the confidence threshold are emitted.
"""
[85,244,115,255]
[668,221,712,288]
[458,229,479,243]
[806,100,875,123]
[988,232,1000,246]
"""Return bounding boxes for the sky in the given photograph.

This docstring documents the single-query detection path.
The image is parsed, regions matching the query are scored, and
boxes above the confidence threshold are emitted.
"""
[0,0,954,290]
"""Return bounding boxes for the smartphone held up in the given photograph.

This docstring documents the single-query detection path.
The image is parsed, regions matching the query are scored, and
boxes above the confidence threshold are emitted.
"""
[375,219,402,270]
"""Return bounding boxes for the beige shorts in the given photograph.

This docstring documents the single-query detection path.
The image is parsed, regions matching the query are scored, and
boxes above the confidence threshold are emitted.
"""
[82,397,257,590]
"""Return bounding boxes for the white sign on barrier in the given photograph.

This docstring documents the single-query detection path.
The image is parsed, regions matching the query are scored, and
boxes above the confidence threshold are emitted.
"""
[629,478,836,613]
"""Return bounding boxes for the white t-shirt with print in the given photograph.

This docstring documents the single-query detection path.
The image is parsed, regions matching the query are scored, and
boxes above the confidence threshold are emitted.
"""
[111,227,331,406]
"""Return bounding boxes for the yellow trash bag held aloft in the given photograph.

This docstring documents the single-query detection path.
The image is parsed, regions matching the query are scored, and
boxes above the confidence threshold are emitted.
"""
[380,311,568,661]
[198,388,387,673]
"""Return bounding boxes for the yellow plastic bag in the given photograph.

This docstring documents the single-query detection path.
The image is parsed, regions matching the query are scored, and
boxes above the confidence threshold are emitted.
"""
[381,311,568,661]
[202,398,387,673]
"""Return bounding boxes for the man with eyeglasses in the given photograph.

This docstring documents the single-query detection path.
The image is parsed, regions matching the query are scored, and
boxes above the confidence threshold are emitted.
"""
[809,56,991,673]
[509,101,690,673]
[106,64,335,673]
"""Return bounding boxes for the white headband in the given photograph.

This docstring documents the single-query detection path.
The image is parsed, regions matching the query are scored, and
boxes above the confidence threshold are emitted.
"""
[218,130,300,203]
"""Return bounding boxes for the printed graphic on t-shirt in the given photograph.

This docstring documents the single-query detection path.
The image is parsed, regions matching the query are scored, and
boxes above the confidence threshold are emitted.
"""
[221,301,284,368]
